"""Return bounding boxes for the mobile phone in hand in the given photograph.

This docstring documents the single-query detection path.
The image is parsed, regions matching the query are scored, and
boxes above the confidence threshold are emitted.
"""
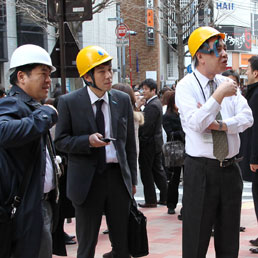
[101,137,116,143]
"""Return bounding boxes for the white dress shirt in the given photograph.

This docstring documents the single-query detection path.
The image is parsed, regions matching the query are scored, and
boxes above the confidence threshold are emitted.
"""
[87,87,118,163]
[44,147,55,193]
[175,68,253,159]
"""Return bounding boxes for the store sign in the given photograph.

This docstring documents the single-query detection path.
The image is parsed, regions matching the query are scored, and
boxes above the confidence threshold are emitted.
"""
[146,0,154,46]
[218,26,251,52]
[216,1,235,10]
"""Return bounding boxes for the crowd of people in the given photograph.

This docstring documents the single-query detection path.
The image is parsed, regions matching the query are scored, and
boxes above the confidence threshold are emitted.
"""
[0,25,258,258]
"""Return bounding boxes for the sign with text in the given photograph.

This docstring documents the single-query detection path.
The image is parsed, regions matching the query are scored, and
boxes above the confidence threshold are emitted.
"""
[218,26,251,52]
[116,23,128,39]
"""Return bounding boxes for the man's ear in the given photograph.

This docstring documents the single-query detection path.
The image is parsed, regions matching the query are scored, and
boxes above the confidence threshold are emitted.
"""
[83,73,92,83]
[17,71,26,84]
[195,52,204,65]
[254,70,258,78]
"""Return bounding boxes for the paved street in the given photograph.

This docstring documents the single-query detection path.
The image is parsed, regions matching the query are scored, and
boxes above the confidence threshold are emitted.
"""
[54,181,258,258]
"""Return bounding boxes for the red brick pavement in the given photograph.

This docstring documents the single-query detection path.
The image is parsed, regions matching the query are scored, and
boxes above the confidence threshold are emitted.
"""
[53,202,258,258]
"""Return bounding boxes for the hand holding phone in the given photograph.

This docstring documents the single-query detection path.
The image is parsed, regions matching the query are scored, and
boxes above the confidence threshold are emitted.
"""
[101,137,116,143]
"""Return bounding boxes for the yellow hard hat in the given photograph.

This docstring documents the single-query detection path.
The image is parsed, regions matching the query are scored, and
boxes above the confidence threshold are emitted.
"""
[76,45,113,77]
[188,26,225,58]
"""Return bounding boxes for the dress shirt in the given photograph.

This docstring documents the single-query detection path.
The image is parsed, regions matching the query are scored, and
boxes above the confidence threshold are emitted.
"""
[175,68,253,159]
[87,87,118,163]
[44,147,55,193]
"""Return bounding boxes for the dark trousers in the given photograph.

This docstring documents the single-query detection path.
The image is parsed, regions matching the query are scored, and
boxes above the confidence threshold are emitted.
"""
[74,165,131,258]
[139,146,167,204]
[252,172,258,221]
[183,156,243,258]
[167,166,182,209]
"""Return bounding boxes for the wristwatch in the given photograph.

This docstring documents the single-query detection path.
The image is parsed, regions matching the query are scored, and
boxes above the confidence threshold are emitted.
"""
[217,120,223,131]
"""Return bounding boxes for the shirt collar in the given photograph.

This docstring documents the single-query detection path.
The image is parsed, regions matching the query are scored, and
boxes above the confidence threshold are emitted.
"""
[146,95,157,104]
[194,69,219,89]
[87,86,109,105]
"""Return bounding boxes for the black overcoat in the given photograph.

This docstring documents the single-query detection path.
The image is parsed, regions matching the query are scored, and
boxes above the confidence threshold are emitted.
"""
[239,82,258,181]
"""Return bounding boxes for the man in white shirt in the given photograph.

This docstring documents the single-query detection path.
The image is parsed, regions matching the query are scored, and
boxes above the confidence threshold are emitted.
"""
[175,26,253,258]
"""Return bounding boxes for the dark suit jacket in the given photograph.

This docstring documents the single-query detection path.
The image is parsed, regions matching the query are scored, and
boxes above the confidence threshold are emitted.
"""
[239,82,258,181]
[54,87,137,205]
[139,96,163,153]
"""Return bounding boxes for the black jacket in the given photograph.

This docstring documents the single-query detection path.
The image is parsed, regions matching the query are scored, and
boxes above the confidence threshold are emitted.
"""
[0,85,58,257]
[239,82,258,181]
[139,96,163,153]
[162,111,184,142]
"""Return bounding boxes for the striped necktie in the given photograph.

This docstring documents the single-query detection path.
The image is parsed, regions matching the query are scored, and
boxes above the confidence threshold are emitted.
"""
[208,80,229,161]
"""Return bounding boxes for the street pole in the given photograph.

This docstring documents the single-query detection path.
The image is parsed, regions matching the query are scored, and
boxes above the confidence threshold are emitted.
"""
[58,0,66,94]
[128,34,132,87]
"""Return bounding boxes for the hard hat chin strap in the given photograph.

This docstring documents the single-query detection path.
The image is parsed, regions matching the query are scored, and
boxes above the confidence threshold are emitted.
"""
[82,70,103,91]
[198,38,220,58]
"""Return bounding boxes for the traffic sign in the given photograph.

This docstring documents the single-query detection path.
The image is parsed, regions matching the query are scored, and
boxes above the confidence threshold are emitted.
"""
[116,38,129,47]
[116,24,128,39]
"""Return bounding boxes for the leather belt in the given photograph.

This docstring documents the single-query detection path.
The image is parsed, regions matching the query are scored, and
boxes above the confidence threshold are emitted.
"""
[187,155,243,168]
[105,163,120,170]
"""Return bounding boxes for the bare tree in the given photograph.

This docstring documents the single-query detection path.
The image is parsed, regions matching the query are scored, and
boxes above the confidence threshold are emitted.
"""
[1,0,115,39]
[118,0,212,80]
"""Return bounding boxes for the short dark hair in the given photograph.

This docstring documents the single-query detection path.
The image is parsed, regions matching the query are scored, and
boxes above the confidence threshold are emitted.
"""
[9,63,41,85]
[248,56,258,72]
[222,69,240,85]
[139,78,157,93]
[87,60,112,76]
[0,86,5,97]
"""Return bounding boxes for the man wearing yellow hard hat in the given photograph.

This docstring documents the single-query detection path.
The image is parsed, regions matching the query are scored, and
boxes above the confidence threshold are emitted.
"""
[55,46,137,258]
[175,27,253,257]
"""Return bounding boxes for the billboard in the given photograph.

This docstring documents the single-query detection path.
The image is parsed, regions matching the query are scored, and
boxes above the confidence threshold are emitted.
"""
[218,26,252,52]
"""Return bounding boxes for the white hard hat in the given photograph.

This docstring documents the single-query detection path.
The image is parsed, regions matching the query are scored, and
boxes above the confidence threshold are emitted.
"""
[9,44,56,73]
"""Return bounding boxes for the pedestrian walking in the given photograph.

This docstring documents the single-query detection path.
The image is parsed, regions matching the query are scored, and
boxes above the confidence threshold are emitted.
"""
[239,56,258,254]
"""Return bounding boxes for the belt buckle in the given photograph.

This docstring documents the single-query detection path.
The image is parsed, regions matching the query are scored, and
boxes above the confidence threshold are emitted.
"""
[220,161,226,167]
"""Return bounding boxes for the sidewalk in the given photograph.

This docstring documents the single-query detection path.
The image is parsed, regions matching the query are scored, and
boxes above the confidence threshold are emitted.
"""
[54,201,258,258]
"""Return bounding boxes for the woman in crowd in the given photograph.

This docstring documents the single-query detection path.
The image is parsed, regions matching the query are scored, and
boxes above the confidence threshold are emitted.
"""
[162,90,184,215]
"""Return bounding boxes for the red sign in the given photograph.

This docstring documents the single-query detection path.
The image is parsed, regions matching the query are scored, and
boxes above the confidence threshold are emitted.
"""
[116,24,128,38]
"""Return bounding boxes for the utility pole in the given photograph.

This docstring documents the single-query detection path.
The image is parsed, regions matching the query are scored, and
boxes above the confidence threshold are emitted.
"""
[58,0,66,94]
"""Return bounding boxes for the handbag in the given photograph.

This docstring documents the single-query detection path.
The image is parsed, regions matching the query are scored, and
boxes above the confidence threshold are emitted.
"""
[162,133,185,168]
[128,199,149,257]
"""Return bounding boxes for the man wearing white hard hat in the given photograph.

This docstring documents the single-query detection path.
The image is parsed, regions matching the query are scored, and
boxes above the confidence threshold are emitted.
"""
[0,44,59,258]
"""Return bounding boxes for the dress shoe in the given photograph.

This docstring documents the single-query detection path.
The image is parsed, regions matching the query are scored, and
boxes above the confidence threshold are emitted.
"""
[65,238,77,245]
[240,226,246,232]
[64,232,75,241]
[157,200,167,205]
[177,214,182,221]
[250,248,258,253]
[103,229,109,234]
[168,208,175,214]
[138,203,157,208]
[250,237,258,246]
[103,251,113,258]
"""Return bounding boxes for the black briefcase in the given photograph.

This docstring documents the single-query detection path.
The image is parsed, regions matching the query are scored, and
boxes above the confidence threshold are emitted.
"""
[128,199,149,257]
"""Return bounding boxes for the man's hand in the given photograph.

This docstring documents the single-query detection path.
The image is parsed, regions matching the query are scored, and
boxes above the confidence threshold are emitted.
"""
[213,79,238,104]
[44,104,58,115]
[250,164,258,172]
[89,133,110,147]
